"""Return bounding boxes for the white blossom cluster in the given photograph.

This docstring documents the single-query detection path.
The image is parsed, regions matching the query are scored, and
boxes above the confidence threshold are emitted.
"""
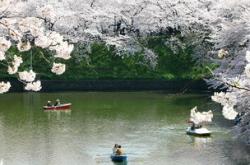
[189,106,213,125]
[51,63,66,75]
[18,70,36,82]
[0,37,11,61]
[0,4,74,93]
[7,55,23,75]
[211,92,238,120]
[0,81,11,94]
[24,80,42,91]
[218,49,229,59]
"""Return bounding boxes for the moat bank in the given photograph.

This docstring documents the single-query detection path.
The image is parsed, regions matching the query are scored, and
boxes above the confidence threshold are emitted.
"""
[6,79,209,92]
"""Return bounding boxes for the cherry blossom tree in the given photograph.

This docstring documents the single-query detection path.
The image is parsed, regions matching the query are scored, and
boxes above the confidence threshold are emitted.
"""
[203,0,250,144]
[0,1,74,93]
[0,0,212,94]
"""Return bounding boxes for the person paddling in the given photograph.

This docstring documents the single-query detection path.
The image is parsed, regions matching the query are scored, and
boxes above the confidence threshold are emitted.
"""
[116,145,124,155]
[47,101,52,107]
[54,99,61,106]
[113,144,118,154]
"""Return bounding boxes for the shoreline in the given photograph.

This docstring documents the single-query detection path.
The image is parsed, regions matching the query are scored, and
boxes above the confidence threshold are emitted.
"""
[5,79,211,93]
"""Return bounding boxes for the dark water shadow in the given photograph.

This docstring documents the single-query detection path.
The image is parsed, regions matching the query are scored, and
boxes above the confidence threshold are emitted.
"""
[112,161,128,165]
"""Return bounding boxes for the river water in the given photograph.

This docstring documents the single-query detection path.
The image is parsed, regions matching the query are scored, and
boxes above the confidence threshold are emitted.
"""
[0,92,249,165]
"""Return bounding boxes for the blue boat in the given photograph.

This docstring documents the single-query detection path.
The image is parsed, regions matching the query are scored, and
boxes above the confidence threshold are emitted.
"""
[110,154,127,162]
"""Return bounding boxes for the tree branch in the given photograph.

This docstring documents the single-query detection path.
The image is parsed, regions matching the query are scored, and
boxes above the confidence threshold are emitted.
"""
[206,66,250,92]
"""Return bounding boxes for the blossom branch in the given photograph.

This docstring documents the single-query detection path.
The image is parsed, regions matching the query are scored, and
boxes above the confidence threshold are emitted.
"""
[206,66,250,92]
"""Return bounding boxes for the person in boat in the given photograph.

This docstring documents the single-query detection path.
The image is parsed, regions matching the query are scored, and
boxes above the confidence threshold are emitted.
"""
[54,99,61,106]
[113,144,118,154]
[191,122,195,130]
[191,122,202,130]
[116,145,124,155]
[47,101,52,107]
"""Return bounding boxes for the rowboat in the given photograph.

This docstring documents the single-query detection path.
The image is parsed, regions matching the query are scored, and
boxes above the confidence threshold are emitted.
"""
[186,127,211,136]
[110,154,127,162]
[43,103,71,110]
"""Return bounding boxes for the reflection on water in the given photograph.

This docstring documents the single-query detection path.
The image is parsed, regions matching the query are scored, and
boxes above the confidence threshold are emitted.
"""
[0,92,249,165]
[45,110,72,120]
[189,136,212,149]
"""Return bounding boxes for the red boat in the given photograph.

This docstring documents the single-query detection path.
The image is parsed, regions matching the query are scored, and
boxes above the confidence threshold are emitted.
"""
[43,103,71,111]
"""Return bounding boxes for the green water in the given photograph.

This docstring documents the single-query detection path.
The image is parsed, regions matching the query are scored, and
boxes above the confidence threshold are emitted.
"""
[0,92,249,165]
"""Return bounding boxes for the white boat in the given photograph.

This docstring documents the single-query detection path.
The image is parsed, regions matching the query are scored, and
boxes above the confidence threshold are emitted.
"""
[186,127,211,136]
